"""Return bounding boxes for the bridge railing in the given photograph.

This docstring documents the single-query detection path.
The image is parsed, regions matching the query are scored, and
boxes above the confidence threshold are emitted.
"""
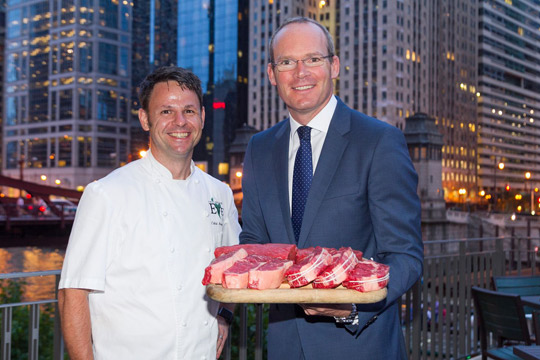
[2,236,540,359]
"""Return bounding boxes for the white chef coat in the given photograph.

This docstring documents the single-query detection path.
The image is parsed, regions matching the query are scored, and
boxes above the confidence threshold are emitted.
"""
[59,150,240,360]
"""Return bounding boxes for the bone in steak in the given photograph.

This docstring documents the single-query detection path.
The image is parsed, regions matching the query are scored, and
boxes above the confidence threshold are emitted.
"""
[342,259,390,292]
[313,247,359,288]
[248,258,294,290]
[214,243,297,261]
[285,247,333,287]
[221,255,273,289]
[201,248,248,285]
[296,247,363,264]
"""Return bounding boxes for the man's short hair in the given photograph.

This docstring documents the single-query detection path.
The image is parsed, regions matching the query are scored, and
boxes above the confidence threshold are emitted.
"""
[138,66,203,112]
[269,17,335,64]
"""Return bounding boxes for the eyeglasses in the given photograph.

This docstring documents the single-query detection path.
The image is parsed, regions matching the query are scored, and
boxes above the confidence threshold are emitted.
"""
[272,55,334,72]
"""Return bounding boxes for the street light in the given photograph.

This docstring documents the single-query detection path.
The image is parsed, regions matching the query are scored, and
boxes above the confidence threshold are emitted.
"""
[525,171,533,213]
[493,160,504,211]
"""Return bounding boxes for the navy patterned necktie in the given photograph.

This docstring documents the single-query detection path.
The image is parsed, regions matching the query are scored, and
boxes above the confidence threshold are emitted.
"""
[291,126,313,243]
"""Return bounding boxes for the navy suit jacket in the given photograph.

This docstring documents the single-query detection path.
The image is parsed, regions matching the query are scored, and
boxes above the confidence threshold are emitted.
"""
[240,98,423,359]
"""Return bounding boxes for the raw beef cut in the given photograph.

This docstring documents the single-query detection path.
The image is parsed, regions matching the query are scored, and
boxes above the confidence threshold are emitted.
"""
[313,247,359,288]
[285,247,333,287]
[296,247,363,263]
[221,255,272,289]
[342,259,390,292]
[201,248,248,285]
[248,258,294,290]
[214,243,297,261]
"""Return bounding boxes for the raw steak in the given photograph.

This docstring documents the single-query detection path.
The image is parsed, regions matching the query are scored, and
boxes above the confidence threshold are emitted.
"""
[201,248,248,285]
[215,243,297,261]
[285,247,333,287]
[222,255,272,289]
[296,247,363,263]
[313,247,359,288]
[342,259,390,292]
[248,258,294,290]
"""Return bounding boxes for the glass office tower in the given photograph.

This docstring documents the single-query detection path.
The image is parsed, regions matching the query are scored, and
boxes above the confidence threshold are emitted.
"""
[3,0,132,190]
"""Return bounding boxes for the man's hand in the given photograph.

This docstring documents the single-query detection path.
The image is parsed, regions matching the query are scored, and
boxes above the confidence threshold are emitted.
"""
[216,316,229,359]
[299,303,353,318]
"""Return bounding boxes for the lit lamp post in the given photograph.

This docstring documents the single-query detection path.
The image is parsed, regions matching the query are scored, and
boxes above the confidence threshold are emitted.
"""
[525,171,532,213]
[493,161,504,211]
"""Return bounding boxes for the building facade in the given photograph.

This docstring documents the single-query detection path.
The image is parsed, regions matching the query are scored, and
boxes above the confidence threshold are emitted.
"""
[2,0,132,191]
[477,0,540,209]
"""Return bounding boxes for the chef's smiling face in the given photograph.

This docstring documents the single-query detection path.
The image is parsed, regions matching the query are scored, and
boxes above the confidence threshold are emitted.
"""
[139,81,205,165]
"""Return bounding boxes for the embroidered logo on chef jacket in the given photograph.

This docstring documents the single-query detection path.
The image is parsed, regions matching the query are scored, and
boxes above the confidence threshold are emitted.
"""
[208,198,224,225]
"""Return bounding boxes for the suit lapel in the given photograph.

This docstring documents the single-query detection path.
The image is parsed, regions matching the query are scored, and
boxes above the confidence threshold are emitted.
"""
[298,101,351,248]
[273,121,296,244]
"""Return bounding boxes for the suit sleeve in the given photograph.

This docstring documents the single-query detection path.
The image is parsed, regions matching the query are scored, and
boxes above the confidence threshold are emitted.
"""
[239,137,270,245]
[368,125,424,307]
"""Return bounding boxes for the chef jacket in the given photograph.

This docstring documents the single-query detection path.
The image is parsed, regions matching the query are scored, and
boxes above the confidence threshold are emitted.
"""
[59,150,241,359]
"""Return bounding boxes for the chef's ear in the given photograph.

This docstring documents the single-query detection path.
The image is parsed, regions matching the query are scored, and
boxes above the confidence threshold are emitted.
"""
[139,109,150,131]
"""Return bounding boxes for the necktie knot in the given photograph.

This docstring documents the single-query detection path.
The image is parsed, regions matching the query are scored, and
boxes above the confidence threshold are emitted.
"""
[297,126,311,141]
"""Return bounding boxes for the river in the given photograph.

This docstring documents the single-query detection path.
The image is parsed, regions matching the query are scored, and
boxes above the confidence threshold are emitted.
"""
[0,244,67,301]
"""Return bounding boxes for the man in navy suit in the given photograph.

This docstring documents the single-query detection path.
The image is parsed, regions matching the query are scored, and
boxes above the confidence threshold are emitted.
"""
[240,17,423,359]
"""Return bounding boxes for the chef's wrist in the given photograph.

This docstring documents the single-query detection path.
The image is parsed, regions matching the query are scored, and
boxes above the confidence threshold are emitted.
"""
[217,307,234,325]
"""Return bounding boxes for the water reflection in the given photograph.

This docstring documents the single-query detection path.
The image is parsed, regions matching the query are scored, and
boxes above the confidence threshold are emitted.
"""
[0,247,65,301]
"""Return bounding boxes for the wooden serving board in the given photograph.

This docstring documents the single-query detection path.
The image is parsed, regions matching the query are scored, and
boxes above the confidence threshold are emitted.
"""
[206,283,387,304]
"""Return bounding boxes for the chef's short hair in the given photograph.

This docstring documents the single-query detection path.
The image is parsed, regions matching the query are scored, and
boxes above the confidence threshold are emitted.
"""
[269,17,335,64]
[139,66,203,112]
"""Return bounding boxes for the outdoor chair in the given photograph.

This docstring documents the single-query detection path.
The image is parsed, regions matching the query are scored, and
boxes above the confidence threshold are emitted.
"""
[472,286,532,360]
[493,275,540,297]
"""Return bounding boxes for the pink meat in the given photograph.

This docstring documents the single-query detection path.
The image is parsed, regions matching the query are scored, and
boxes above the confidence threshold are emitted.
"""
[296,247,363,263]
[248,258,294,290]
[285,247,333,288]
[201,248,248,285]
[222,255,272,289]
[313,247,359,289]
[342,259,390,292]
[214,243,297,261]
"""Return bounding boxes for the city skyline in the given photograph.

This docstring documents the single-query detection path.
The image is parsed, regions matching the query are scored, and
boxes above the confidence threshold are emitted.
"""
[0,0,539,209]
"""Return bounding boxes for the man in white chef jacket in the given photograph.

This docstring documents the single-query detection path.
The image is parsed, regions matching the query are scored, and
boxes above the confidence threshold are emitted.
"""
[58,66,240,360]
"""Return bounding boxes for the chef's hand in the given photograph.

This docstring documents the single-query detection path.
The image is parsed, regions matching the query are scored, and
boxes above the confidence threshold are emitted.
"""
[299,303,353,318]
[216,317,229,359]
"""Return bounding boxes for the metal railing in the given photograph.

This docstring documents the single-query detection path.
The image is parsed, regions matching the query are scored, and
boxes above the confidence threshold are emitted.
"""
[2,236,540,360]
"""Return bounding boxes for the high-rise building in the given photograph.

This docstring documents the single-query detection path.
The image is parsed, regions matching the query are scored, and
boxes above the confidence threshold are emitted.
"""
[131,0,248,180]
[477,0,540,203]
[248,0,478,203]
[428,0,479,203]
[2,0,132,191]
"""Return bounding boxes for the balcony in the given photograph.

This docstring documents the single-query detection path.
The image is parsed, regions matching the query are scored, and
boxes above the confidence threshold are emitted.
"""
[2,236,540,359]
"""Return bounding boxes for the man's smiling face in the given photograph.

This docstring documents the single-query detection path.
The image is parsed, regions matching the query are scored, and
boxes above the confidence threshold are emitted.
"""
[267,22,339,125]
[139,81,205,166]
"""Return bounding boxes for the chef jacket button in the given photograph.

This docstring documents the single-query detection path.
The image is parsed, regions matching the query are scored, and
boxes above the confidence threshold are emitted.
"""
[155,179,160,184]
[182,322,186,327]
[163,211,168,217]
[195,179,200,184]
[203,211,209,217]
[202,356,207,360]
[206,247,211,252]
[177,284,182,290]
[170,247,175,253]
[204,320,208,326]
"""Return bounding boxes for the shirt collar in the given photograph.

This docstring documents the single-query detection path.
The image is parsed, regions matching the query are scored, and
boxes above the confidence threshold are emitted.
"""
[289,95,337,137]
[143,149,197,181]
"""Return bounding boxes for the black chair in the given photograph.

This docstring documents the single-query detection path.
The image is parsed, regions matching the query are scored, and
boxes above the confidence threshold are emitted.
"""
[472,286,532,360]
[493,275,540,296]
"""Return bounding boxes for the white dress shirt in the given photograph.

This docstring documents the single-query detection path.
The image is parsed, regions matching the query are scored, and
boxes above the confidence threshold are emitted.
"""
[59,150,240,360]
[288,95,337,211]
